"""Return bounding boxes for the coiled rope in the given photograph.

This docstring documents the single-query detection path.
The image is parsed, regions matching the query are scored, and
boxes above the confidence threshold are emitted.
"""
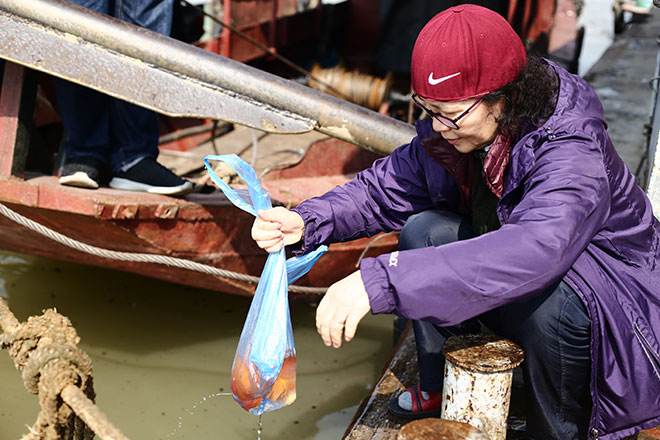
[308,65,393,111]
[0,300,130,440]
[0,202,327,295]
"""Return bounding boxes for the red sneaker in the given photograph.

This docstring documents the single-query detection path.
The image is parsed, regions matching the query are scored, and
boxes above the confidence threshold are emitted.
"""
[388,383,443,419]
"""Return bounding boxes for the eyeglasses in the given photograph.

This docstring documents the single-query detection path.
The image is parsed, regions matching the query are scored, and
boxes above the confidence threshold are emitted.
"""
[412,93,483,129]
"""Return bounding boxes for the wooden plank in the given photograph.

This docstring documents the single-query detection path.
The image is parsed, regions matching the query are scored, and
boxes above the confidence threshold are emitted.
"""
[263,175,356,207]
[159,125,268,176]
[159,126,329,178]
[0,61,23,177]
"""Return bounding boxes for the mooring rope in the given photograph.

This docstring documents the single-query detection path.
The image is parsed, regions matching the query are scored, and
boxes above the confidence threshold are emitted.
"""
[0,202,327,295]
[0,300,129,440]
[60,386,130,440]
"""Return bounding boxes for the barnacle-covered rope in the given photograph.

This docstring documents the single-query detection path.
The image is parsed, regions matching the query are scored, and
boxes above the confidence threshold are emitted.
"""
[0,300,129,439]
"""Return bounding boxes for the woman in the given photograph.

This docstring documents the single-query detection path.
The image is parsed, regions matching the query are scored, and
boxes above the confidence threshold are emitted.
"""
[251,5,660,440]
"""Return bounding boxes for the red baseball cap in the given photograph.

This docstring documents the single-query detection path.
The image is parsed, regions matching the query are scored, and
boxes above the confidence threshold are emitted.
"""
[411,4,526,102]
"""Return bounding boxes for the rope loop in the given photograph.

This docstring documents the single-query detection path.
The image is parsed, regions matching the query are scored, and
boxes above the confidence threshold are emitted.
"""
[22,342,92,394]
[4,310,91,391]
[2,308,96,439]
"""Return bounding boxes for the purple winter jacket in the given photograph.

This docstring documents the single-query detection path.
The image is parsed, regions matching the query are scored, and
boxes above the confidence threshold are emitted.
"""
[293,62,660,439]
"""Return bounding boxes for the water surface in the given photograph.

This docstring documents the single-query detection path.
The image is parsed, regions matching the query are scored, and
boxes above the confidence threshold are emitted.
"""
[0,250,393,439]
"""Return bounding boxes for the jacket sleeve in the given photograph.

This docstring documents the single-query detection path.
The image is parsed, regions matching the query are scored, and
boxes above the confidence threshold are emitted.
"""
[291,136,461,253]
[362,134,612,325]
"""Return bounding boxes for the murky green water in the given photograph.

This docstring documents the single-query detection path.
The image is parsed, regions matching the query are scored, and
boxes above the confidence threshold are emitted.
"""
[0,250,394,439]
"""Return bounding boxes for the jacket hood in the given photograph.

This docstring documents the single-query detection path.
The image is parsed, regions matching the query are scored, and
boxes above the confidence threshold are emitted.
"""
[544,60,608,131]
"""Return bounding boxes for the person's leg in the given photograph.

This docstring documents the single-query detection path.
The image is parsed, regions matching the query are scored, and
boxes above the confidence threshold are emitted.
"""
[399,209,476,391]
[56,78,113,188]
[56,0,115,188]
[480,281,591,440]
[412,318,481,392]
[389,209,478,417]
[107,100,160,173]
[117,0,174,35]
[100,0,191,195]
[107,0,173,173]
[56,81,111,165]
[64,0,111,14]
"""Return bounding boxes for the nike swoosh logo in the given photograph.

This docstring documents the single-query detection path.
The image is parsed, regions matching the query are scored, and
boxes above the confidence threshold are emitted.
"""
[428,72,461,85]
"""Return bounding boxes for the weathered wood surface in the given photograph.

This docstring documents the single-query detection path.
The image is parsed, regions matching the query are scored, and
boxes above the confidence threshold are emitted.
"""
[159,126,328,180]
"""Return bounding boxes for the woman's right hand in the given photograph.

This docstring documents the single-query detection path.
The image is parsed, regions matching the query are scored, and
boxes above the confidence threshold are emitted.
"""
[251,207,304,253]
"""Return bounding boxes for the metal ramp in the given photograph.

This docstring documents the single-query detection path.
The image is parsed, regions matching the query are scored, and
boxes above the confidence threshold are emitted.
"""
[0,0,415,159]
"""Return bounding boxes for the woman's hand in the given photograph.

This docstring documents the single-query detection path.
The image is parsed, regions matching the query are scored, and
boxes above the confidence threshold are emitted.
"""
[251,207,304,253]
[316,270,371,348]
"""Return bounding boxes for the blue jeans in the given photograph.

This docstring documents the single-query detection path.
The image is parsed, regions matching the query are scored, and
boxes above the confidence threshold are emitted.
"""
[399,209,592,440]
[56,0,174,173]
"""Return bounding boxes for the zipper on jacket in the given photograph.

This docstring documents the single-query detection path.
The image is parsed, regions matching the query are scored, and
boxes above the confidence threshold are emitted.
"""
[590,428,599,439]
[633,322,660,380]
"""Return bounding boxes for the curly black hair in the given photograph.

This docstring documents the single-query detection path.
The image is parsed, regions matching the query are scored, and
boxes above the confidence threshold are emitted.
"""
[482,56,559,140]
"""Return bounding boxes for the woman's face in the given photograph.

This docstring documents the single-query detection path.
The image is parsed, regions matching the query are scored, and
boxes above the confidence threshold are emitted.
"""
[416,95,503,154]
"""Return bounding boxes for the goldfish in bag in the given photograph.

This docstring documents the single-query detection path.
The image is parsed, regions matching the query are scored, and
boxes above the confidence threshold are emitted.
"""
[204,154,327,415]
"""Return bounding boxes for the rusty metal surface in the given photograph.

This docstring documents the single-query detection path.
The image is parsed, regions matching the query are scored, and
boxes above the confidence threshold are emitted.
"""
[441,335,523,440]
[0,62,35,179]
[0,0,415,155]
[397,418,488,440]
[0,10,312,135]
[0,62,22,177]
[443,334,524,373]
[227,0,320,29]
[0,175,210,220]
[441,360,514,440]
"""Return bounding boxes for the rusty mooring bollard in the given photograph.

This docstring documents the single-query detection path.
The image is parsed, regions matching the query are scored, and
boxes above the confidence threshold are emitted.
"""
[397,418,489,440]
[440,334,524,440]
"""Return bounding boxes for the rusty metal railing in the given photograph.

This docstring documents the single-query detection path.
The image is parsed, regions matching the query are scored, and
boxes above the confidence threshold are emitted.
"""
[0,0,416,156]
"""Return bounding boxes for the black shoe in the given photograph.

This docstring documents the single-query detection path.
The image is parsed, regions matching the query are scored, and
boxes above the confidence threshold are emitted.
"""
[59,157,104,189]
[109,157,193,196]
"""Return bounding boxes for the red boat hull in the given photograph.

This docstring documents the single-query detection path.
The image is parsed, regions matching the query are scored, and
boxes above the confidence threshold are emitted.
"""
[0,138,398,298]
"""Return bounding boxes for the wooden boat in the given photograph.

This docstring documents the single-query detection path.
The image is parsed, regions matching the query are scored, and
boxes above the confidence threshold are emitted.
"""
[0,0,586,298]
[0,0,416,297]
[0,125,399,298]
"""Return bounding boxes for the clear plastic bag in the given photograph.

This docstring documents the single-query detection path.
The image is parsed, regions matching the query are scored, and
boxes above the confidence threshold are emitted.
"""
[204,154,327,415]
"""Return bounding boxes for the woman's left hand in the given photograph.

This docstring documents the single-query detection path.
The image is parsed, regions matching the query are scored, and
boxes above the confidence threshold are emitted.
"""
[315,270,371,348]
